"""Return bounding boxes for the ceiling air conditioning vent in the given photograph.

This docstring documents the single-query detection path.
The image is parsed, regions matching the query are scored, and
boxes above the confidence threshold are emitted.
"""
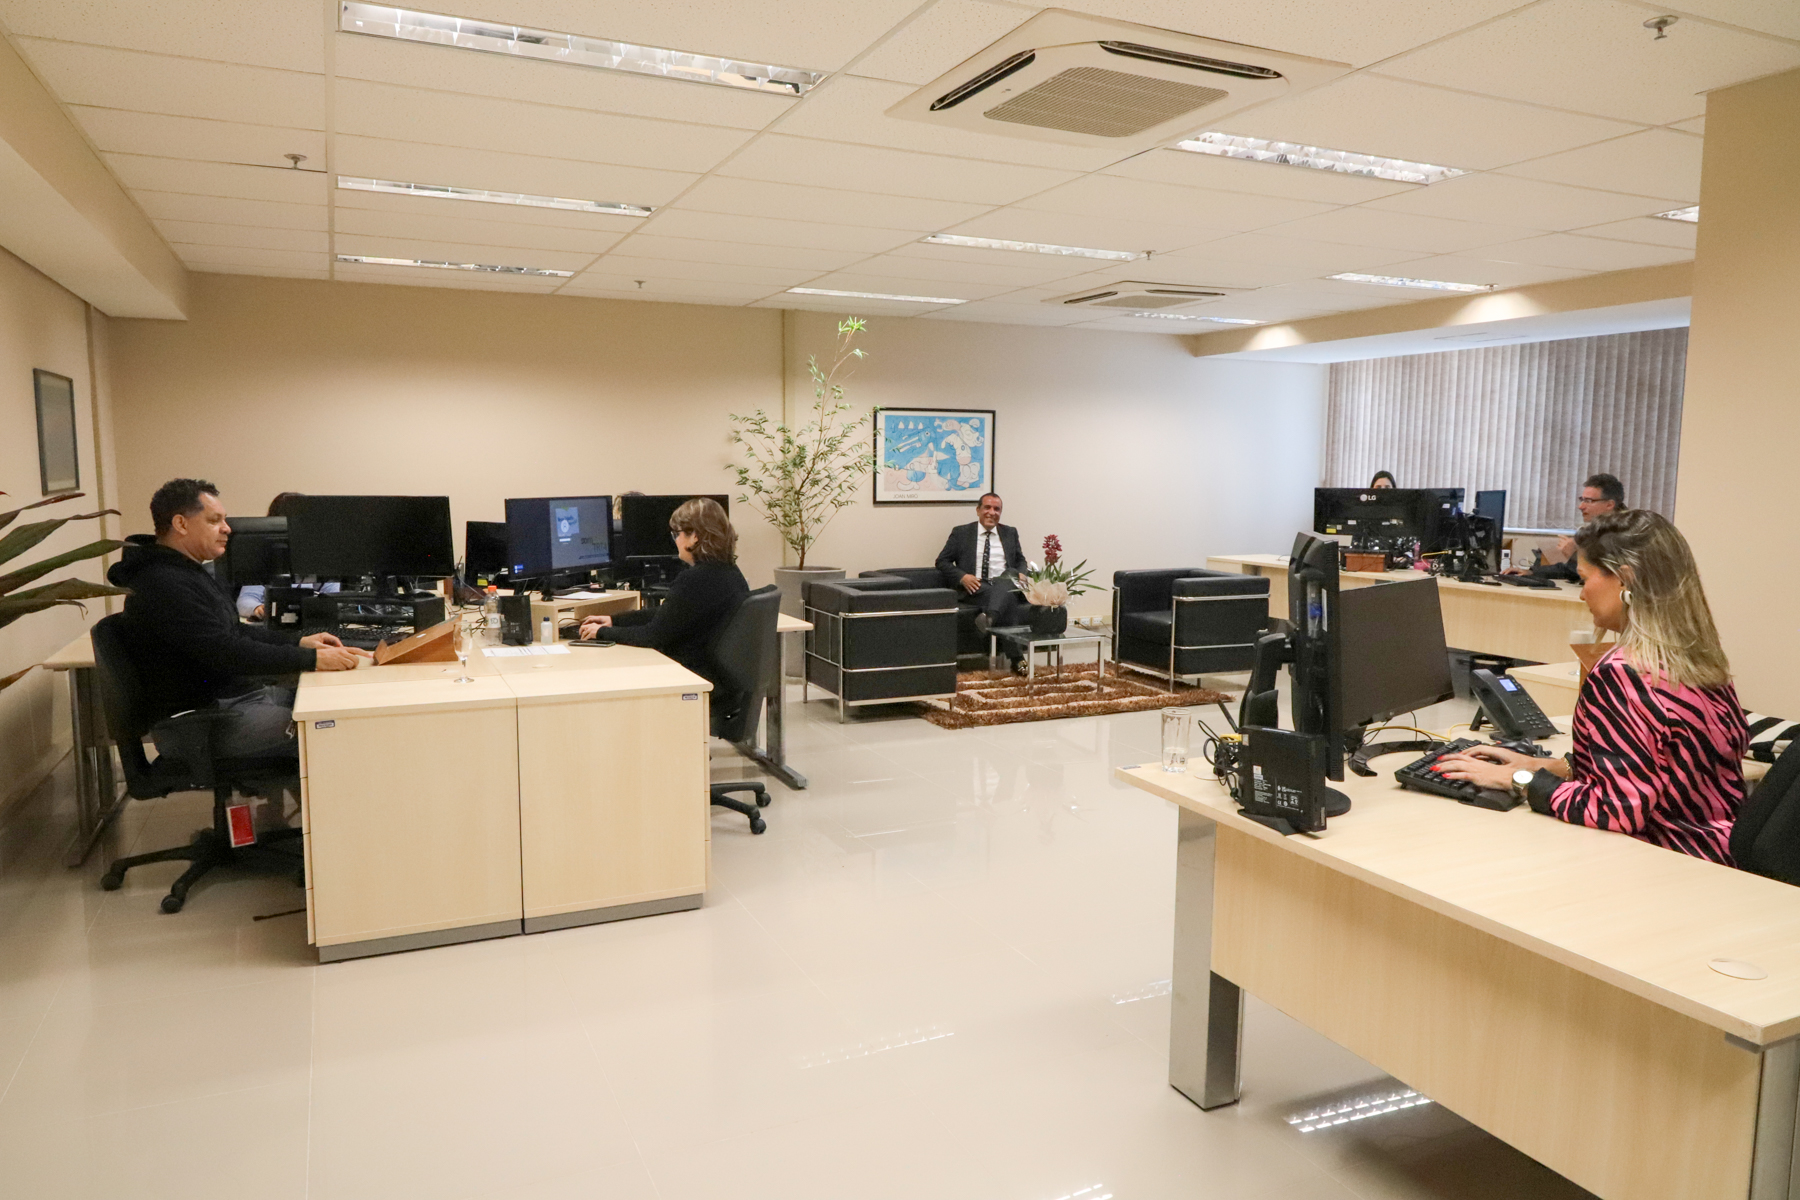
[890,10,1346,152]
[1050,282,1244,310]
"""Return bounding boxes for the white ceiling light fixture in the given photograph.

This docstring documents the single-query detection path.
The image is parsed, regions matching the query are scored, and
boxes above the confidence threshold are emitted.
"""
[336,254,573,277]
[1329,272,1494,293]
[1173,132,1468,185]
[339,2,825,96]
[338,177,653,217]
[1122,311,1260,324]
[1653,206,1699,222]
[787,287,967,305]
[922,233,1139,262]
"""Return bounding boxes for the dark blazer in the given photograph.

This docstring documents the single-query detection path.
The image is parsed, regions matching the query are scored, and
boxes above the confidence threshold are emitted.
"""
[936,522,1027,590]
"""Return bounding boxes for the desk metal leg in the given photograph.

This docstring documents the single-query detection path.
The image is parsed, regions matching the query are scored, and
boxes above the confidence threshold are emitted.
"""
[65,666,125,868]
[1749,1038,1800,1199]
[737,630,808,791]
[1170,808,1243,1110]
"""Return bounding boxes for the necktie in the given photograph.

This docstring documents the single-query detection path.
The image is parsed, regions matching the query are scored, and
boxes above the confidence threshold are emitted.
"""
[980,530,992,582]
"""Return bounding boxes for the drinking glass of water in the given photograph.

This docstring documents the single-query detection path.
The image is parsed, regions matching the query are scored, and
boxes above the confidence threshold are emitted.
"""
[1161,707,1192,773]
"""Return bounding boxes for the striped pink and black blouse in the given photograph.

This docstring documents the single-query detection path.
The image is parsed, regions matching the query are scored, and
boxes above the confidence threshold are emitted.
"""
[1536,648,1748,864]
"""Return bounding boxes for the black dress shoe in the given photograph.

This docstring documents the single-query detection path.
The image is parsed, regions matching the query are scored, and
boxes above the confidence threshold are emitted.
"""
[974,612,992,634]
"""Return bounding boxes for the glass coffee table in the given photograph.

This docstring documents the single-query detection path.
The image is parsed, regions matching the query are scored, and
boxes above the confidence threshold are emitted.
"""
[988,626,1108,695]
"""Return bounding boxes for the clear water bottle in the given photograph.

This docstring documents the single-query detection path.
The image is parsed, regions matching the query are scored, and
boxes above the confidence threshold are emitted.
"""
[1161,707,1191,773]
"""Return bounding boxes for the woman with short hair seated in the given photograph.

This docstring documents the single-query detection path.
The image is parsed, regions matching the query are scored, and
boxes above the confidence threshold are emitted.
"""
[1437,509,1748,863]
[575,498,748,684]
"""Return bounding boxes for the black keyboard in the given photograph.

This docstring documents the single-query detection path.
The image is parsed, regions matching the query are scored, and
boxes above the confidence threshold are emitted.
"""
[1493,573,1559,589]
[297,625,393,651]
[1394,738,1522,811]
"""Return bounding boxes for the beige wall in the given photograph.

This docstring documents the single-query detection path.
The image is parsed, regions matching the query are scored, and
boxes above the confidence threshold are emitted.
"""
[1678,67,1800,715]
[0,245,113,810]
[111,275,1326,617]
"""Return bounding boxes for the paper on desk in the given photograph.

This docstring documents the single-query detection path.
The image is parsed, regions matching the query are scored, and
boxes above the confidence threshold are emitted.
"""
[482,645,573,657]
[560,591,607,600]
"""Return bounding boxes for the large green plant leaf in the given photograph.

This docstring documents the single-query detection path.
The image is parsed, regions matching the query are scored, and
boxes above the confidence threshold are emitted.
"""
[0,578,129,632]
[0,664,35,695]
[0,491,85,534]
[0,538,122,595]
[0,511,116,569]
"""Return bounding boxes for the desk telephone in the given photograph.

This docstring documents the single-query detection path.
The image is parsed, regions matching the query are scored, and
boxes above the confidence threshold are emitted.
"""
[1470,668,1558,740]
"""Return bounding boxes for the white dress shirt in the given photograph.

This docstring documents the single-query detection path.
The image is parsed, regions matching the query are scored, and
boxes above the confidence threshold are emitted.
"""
[977,525,1006,581]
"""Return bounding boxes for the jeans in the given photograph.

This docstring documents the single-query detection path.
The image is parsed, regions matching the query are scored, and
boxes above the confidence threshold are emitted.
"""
[154,684,299,763]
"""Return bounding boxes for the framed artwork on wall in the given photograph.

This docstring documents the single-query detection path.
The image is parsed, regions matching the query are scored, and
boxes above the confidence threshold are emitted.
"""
[33,369,79,495]
[872,407,995,505]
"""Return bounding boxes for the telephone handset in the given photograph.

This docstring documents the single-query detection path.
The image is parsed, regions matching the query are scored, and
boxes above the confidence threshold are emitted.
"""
[1470,669,1558,740]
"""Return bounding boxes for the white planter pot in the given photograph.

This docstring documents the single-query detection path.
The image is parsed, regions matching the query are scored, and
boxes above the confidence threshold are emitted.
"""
[774,565,845,677]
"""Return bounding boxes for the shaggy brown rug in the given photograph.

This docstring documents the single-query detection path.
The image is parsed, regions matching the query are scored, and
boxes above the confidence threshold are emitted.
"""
[920,662,1232,730]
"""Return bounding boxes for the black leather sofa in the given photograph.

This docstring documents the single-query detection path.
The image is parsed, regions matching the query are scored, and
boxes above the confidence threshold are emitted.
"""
[803,576,959,720]
[861,568,988,659]
[1112,568,1270,686]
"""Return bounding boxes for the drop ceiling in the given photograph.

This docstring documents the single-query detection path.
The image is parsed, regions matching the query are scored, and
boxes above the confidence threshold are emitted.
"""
[1,0,1792,332]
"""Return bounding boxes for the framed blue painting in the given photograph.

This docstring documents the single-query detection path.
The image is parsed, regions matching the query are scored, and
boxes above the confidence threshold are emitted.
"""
[872,407,996,505]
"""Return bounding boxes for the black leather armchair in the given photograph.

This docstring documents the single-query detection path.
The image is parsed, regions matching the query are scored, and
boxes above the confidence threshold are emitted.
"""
[805,576,958,721]
[861,568,987,658]
[1112,568,1270,687]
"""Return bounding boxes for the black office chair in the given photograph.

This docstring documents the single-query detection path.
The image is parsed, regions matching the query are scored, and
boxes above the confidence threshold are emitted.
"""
[90,615,303,913]
[707,585,781,835]
[1732,740,1800,885]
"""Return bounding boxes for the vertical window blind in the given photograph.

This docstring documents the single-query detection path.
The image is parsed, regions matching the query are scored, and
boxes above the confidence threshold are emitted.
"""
[1323,328,1687,531]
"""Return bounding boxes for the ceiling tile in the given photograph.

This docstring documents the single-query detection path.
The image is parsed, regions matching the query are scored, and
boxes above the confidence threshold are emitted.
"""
[1253,282,1437,312]
[1175,232,1417,273]
[1215,73,1643,172]
[1378,0,1800,125]
[1480,233,1694,272]
[1671,116,1705,135]
[1267,207,1536,253]
[154,220,328,254]
[132,191,327,232]
[1015,175,1337,233]
[636,210,918,255]
[1074,314,1224,334]
[104,154,329,204]
[333,208,626,256]
[943,208,1224,255]
[848,0,1034,85]
[1364,254,1590,289]
[331,186,646,233]
[169,244,330,271]
[1649,0,1800,40]
[332,35,791,132]
[752,293,963,318]
[1102,254,1336,289]
[334,80,753,175]
[71,108,324,172]
[674,176,994,232]
[579,255,819,286]
[853,248,1098,287]
[603,234,865,272]
[795,270,1011,300]
[0,0,325,71]
[1102,147,1418,204]
[559,279,776,304]
[1499,129,1704,203]
[460,0,926,73]
[334,235,596,274]
[14,40,325,129]
[1570,216,1698,250]
[1363,172,1679,231]
[191,264,331,280]
[919,302,1110,327]
[333,137,698,206]
[775,73,1126,172]
[716,134,1080,206]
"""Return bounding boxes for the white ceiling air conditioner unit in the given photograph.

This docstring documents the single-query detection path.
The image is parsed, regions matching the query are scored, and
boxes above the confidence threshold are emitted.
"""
[886,10,1346,152]
[1049,282,1245,311]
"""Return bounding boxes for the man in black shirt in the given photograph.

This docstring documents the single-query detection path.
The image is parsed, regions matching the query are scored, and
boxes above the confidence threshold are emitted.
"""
[1508,473,1626,582]
[113,479,367,761]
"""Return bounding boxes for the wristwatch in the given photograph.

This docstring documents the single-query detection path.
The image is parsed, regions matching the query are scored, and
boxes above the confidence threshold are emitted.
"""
[1510,769,1536,801]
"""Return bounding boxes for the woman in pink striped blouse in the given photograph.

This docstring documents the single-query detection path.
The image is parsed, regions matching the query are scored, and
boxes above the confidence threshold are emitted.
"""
[1438,510,1747,864]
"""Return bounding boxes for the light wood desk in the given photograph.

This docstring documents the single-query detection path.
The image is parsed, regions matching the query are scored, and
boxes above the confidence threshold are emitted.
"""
[1119,746,1800,1200]
[1207,553,1592,664]
[523,589,640,642]
[1514,660,1583,717]
[40,631,120,867]
[294,623,711,961]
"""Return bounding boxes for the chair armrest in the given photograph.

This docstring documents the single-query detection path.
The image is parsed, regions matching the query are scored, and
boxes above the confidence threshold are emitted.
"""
[1171,574,1268,600]
[1114,568,1212,613]
[861,567,942,589]
[838,587,958,613]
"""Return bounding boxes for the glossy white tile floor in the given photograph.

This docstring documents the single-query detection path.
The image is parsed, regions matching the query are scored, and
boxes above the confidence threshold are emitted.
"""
[0,675,1596,1200]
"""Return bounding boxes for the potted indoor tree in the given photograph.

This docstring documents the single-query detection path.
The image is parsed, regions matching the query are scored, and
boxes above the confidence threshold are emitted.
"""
[1013,534,1096,638]
[0,491,126,692]
[728,317,876,670]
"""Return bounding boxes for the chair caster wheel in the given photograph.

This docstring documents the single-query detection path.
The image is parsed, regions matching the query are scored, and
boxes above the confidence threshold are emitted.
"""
[755,794,770,808]
[749,817,766,835]
[160,894,184,914]
[100,870,124,891]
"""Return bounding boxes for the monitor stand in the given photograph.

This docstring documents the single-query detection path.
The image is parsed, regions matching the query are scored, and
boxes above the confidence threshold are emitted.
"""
[1323,787,1352,817]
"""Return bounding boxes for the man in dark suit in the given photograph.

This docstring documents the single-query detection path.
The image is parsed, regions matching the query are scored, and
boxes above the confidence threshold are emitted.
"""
[936,493,1030,655]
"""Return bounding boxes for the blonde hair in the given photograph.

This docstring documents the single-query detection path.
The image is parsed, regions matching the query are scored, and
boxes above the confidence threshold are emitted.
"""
[1573,510,1730,689]
[670,497,736,564]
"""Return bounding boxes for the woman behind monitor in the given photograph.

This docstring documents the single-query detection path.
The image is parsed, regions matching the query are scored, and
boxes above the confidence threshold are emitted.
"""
[1368,470,1397,489]
[575,498,748,684]
[1437,510,1748,863]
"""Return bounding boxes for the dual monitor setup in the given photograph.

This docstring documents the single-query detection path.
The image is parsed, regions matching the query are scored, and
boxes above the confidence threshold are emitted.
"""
[1314,486,1508,576]
[467,493,729,598]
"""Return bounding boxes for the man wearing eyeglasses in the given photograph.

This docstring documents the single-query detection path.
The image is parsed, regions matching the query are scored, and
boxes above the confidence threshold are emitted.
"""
[1508,473,1626,581]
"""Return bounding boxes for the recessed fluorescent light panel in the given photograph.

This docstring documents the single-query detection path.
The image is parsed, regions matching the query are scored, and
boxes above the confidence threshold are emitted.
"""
[339,2,824,96]
[787,287,966,305]
[336,254,573,277]
[1124,311,1260,324]
[1329,272,1493,293]
[338,176,652,217]
[1653,206,1699,222]
[1175,132,1468,185]
[922,234,1140,262]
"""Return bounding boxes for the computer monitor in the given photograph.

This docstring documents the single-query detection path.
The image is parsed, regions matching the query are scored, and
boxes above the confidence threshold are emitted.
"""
[504,496,614,581]
[218,516,288,587]
[615,494,730,562]
[1314,487,1465,552]
[1336,576,1455,727]
[285,495,455,582]
[1474,489,1506,530]
[1288,531,1344,783]
[464,520,508,585]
